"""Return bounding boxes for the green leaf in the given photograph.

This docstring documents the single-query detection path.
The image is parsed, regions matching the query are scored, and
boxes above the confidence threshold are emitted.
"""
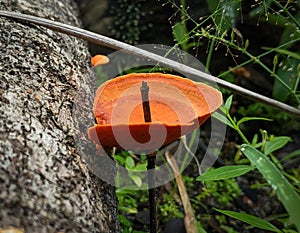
[280,149,300,162]
[215,209,282,232]
[129,174,142,187]
[262,47,300,60]
[173,22,188,45]
[206,0,241,33]
[251,134,258,145]
[114,155,125,164]
[212,111,234,128]
[279,12,300,49]
[133,163,147,171]
[237,116,273,127]
[241,144,300,231]
[119,206,138,214]
[196,165,253,181]
[196,220,207,233]
[206,0,218,13]
[272,57,298,102]
[224,95,233,112]
[125,156,135,169]
[264,136,291,155]
[116,188,136,195]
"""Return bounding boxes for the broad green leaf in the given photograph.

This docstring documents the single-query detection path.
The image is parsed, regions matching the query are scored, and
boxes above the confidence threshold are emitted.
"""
[129,174,142,187]
[237,116,273,127]
[114,155,125,164]
[241,144,300,231]
[133,163,147,171]
[212,111,234,128]
[125,156,135,169]
[264,136,291,155]
[215,209,282,232]
[196,165,253,181]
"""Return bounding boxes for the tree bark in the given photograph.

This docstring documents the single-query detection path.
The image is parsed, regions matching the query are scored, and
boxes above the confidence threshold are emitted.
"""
[0,1,120,232]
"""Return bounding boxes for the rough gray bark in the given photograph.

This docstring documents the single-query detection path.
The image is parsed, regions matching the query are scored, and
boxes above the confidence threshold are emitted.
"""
[0,0,119,232]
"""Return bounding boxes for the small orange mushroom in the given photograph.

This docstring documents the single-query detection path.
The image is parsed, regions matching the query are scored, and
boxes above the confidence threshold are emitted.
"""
[91,54,110,67]
[88,73,222,153]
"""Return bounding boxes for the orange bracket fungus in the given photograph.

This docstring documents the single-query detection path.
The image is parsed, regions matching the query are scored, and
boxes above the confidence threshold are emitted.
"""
[88,73,222,154]
[91,54,110,67]
[88,72,222,233]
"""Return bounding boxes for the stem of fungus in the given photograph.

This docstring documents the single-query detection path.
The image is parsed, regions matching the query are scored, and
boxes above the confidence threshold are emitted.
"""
[147,156,157,233]
[140,81,157,233]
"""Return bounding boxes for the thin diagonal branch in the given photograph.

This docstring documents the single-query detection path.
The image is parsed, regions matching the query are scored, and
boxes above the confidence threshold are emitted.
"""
[1,10,300,117]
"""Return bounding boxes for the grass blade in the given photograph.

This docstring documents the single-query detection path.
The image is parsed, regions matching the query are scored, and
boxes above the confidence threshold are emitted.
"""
[241,144,300,231]
[196,165,253,181]
[212,111,234,128]
[264,136,291,155]
[215,209,282,232]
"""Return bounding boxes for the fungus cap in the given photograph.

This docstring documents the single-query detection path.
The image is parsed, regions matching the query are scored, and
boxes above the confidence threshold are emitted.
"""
[88,73,222,153]
[91,55,110,67]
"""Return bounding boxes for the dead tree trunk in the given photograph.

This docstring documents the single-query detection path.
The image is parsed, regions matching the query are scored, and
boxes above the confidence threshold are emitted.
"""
[0,1,120,232]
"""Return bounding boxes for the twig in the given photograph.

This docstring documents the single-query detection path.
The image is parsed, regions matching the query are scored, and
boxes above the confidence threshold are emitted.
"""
[165,151,198,233]
[147,155,157,233]
[140,81,152,122]
[1,10,300,117]
[140,81,157,233]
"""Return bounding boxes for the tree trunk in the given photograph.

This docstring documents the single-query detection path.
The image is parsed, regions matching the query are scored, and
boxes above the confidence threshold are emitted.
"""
[0,1,120,232]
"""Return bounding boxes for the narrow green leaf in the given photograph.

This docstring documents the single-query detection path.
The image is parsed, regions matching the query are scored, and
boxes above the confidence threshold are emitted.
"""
[245,39,249,50]
[215,209,282,232]
[251,134,258,145]
[241,144,300,231]
[280,149,300,162]
[262,47,300,60]
[237,116,272,127]
[224,95,233,112]
[173,22,188,44]
[212,111,234,128]
[219,105,227,114]
[196,165,253,181]
[264,136,291,155]
[116,188,136,195]
[119,206,138,214]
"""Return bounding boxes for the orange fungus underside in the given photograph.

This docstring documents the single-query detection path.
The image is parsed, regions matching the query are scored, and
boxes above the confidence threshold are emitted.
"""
[88,73,223,153]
